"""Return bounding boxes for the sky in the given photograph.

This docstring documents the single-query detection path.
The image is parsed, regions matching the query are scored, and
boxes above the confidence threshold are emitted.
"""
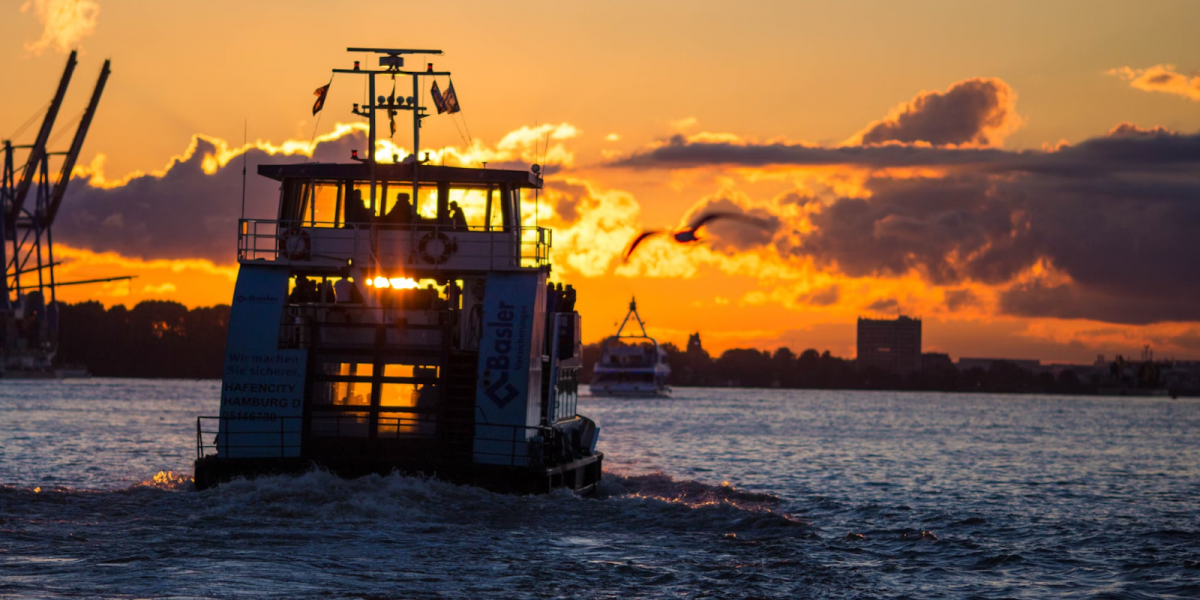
[3,0,1200,363]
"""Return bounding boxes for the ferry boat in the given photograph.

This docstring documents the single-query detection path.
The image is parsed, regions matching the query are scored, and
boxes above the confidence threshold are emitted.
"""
[193,47,601,494]
[590,298,671,397]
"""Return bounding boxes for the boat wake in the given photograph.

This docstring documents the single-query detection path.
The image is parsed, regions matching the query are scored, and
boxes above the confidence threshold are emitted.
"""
[4,467,809,538]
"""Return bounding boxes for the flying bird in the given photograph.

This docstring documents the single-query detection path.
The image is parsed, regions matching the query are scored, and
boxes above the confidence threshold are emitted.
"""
[623,211,774,262]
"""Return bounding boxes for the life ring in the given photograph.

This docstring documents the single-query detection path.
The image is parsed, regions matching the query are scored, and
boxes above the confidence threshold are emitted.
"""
[418,231,456,264]
[278,227,311,261]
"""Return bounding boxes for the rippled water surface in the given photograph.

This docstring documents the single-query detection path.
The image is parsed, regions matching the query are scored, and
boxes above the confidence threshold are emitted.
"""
[2,379,1199,598]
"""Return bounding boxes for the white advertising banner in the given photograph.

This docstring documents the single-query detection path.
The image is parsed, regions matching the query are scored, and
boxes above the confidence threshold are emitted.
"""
[217,266,306,458]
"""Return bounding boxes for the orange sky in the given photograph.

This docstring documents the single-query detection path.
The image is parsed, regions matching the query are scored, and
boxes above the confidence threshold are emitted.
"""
[5,1,1200,363]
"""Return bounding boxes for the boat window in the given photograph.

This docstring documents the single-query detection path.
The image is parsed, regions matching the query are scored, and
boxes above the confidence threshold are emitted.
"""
[280,180,344,228]
[281,178,526,231]
[382,364,440,378]
[411,186,439,221]
[316,362,374,378]
[379,383,416,407]
[288,275,338,304]
[325,381,372,406]
[307,182,340,226]
[451,188,487,230]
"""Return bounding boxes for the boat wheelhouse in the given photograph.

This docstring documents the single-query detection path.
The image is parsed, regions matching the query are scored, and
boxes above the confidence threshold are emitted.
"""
[590,298,671,397]
[194,47,601,494]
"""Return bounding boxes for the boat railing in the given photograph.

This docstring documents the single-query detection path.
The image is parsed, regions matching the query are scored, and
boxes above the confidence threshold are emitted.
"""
[197,416,559,467]
[238,219,552,270]
[197,416,304,459]
[473,423,561,468]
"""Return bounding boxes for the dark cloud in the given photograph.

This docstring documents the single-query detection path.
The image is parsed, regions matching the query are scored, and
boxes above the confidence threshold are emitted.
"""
[857,78,1019,147]
[682,197,780,252]
[613,127,1199,176]
[798,285,840,307]
[997,281,1200,325]
[56,132,366,264]
[1107,122,1172,137]
[779,192,820,207]
[615,127,1200,325]
[866,298,900,312]
[943,289,979,312]
[545,181,589,223]
[793,162,1200,323]
[613,135,1011,169]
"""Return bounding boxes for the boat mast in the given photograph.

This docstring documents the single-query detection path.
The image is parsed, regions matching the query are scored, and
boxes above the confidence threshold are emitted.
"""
[338,47,449,218]
[615,296,649,338]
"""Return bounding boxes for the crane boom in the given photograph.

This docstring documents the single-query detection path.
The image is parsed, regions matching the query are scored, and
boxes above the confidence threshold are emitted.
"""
[8,50,76,224]
[45,59,110,227]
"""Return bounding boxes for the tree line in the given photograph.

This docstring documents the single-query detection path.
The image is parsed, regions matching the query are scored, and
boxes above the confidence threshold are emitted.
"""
[57,301,229,378]
[52,303,1095,394]
[581,342,1096,395]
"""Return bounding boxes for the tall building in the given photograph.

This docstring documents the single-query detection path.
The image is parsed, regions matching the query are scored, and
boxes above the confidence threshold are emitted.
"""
[857,316,922,375]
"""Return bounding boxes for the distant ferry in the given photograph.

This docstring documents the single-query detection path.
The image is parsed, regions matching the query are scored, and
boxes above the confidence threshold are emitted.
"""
[590,298,671,397]
[193,47,602,495]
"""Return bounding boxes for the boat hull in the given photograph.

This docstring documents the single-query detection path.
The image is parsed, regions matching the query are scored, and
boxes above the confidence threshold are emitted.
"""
[193,452,603,496]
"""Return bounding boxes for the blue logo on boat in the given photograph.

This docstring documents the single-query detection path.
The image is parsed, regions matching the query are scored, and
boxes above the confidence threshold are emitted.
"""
[483,300,521,408]
[485,372,519,408]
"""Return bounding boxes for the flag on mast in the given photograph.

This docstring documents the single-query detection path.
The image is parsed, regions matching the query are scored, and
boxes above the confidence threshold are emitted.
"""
[312,83,330,115]
[444,81,461,114]
[431,81,448,114]
[388,82,397,136]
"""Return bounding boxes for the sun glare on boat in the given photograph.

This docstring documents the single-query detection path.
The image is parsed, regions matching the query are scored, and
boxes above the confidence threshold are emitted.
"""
[367,276,420,289]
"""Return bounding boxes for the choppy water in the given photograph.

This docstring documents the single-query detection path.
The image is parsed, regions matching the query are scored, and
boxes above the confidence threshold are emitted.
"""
[1,380,1198,598]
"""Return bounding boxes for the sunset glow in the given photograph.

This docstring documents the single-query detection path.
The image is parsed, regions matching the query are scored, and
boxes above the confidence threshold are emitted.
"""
[5,0,1200,363]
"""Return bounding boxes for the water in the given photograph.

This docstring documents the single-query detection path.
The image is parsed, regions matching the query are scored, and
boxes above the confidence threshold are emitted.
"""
[2,380,1198,598]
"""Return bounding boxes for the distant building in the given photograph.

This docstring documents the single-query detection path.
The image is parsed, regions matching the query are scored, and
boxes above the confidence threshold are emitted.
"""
[686,332,705,356]
[956,357,1042,373]
[921,352,953,372]
[857,316,922,375]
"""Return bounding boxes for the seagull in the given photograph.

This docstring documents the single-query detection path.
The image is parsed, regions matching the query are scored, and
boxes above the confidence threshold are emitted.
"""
[623,211,774,262]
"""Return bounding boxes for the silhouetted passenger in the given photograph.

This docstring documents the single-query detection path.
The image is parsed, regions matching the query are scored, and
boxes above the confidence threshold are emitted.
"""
[449,201,468,230]
[382,193,414,226]
[415,384,437,435]
[343,189,372,226]
[290,276,311,303]
[318,280,335,303]
[334,278,352,304]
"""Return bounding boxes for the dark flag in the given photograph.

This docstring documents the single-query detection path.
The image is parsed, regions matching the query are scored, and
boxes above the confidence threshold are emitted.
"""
[312,83,330,115]
[388,81,397,136]
[431,81,448,114]
[444,82,461,114]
